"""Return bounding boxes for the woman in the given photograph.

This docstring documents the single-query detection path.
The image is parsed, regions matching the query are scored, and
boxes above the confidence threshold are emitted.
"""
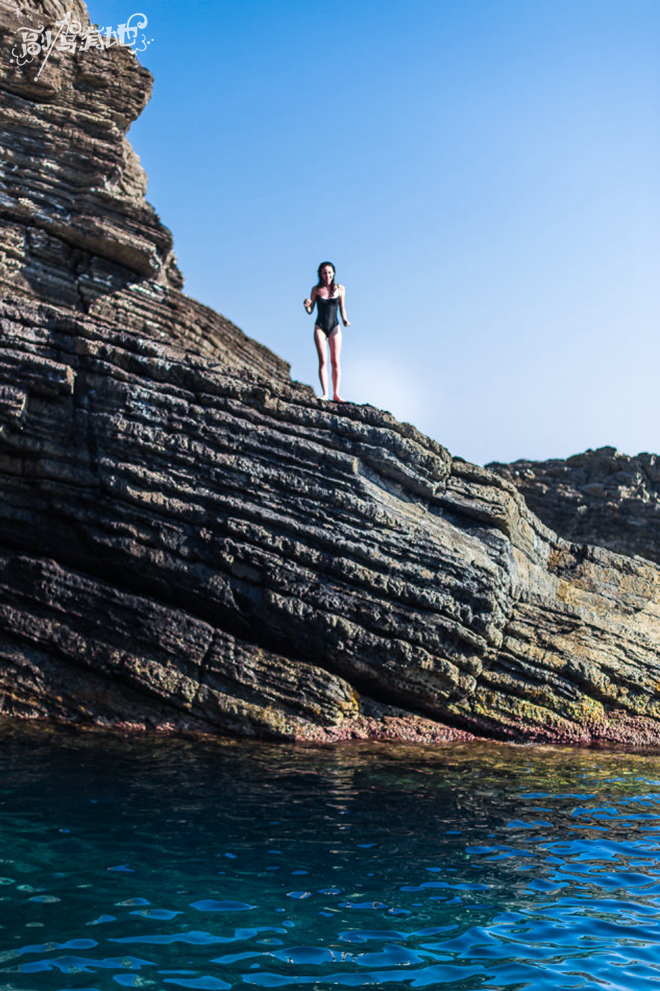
[304,261,350,402]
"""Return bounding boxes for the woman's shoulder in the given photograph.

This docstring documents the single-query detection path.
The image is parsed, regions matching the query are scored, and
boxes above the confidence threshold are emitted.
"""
[337,283,345,294]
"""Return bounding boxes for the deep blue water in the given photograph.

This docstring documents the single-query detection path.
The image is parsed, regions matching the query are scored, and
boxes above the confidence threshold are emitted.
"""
[2,726,660,990]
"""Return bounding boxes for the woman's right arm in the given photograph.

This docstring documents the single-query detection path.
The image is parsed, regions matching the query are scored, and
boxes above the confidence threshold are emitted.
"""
[304,287,317,314]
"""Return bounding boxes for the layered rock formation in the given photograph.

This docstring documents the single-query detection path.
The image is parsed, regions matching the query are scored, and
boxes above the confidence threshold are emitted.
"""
[1,0,660,746]
[490,448,660,567]
[0,0,284,377]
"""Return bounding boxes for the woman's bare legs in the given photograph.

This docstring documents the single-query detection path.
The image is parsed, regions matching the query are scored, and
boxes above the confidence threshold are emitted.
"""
[329,326,344,401]
[314,326,330,399]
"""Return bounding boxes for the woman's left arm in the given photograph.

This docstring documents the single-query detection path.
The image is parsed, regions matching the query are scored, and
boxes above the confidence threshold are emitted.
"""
[339,285,350,327]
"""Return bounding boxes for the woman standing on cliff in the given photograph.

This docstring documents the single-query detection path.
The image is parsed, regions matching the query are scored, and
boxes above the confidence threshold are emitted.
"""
[304,261,350,402]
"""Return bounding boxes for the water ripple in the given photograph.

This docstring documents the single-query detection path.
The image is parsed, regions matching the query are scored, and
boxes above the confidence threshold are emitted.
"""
[3,728,660,990]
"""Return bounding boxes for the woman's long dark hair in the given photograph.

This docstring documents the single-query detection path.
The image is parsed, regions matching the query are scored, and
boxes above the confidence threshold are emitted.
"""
[316,261,337,297]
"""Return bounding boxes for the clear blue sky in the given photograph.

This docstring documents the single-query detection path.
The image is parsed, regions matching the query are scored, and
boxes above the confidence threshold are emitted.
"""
[86,0,660,466]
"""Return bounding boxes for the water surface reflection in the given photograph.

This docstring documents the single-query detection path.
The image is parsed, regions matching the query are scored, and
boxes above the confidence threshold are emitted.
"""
[1,724,660,989]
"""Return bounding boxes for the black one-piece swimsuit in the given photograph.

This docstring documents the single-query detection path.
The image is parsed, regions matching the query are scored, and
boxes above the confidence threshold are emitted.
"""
[315,294,340,337]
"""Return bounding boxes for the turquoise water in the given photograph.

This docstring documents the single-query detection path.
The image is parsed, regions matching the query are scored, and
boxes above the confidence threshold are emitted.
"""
[2,726,660,989]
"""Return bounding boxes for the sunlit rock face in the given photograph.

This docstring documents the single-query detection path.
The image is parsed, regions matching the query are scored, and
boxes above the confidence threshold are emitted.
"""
[490,448,660,568]
[0,0,288,377]
[1,1,660,746]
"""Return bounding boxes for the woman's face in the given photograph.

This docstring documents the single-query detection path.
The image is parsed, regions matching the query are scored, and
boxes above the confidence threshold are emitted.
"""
[320,265,335,285]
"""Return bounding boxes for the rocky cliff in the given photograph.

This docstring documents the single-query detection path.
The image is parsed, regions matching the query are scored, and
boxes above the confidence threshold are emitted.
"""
[489,448,660,568]
[1,0,660,746]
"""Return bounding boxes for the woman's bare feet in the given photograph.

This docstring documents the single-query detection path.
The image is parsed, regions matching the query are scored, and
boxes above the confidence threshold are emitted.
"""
[333,395,345,403]
[321,392,330,400]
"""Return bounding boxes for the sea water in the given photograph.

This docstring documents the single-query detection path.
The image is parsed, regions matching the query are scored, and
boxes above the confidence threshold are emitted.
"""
[1,724,660,990]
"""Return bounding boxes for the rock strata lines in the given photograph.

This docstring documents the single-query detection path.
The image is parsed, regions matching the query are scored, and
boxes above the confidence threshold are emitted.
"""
[1,0,660,745]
